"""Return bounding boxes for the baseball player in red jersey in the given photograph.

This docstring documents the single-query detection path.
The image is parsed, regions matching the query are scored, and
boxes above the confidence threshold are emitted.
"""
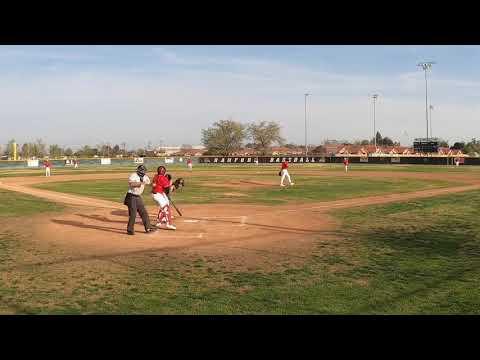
[152,166,176,230]
[187,158,193,171]
[43,159,52,177]
[343,157,349,173]
[280,159,294,187]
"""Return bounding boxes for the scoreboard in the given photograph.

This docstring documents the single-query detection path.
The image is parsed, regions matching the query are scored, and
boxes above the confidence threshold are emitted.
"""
[413,138,439,153]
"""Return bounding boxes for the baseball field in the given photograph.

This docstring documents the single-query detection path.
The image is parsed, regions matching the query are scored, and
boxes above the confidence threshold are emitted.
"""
[1,163,480,314]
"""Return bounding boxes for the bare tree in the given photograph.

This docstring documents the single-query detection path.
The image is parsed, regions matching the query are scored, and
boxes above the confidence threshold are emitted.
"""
[247,121,284,155]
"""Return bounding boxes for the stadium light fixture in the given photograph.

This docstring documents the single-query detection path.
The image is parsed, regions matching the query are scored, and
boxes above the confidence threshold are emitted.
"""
[304,93,310,156]
[417,61,435,139]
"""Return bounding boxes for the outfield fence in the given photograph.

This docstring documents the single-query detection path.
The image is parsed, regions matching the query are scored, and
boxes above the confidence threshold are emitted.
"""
[198,155,480,166]
[2,155,480,170]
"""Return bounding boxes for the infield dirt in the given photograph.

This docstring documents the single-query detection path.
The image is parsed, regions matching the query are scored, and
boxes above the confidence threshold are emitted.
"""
[1,170,480,271]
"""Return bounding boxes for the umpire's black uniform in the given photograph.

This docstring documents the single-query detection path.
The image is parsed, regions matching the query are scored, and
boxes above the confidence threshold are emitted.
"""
[124,165,156,235]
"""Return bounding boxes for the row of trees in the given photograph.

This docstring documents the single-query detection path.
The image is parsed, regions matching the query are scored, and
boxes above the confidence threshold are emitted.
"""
[449,139,480,155]
[351,132,398,147]
[2,139,145,159]
[202,120,284,156]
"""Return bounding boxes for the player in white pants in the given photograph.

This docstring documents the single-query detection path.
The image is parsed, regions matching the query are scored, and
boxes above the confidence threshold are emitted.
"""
[280,159,294,186]
[152,166,176,230]
[43,160,52,177]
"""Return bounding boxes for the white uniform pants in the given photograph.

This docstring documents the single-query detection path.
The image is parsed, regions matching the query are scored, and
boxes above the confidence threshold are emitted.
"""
[45,167,51,176]
[280,169,292,185]
[152,192,169,208]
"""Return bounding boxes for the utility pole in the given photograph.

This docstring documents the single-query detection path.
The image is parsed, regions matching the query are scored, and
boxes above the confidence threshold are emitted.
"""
[304,93,310,156]
[429,105,434,138]
[372,94,379,147]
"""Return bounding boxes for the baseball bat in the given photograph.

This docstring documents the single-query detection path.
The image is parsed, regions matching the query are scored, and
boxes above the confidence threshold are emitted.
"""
[168,195,183,216]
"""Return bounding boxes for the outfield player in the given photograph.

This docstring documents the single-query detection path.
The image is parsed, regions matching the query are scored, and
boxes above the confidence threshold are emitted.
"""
[343,157,349,172]
[43,159,52,177]
[280,159,294,187]
[152,166,176,230]
[123,165,157,235]
[187,158,193,171]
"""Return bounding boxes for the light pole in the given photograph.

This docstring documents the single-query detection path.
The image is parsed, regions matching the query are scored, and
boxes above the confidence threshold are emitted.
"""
[372,94,379,148]
[429,104,434,138]
[417,61,435,139]
[304,93,310,156]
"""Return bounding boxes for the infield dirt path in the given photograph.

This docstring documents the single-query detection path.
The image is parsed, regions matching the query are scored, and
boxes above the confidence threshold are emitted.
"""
[1,170,480,271]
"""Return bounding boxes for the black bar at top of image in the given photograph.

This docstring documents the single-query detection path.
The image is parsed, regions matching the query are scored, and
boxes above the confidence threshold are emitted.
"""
[1,9,480,45]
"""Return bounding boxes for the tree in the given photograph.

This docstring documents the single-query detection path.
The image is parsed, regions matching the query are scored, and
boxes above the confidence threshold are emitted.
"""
[113,144,120,155]
[201,119,246,156]
[21,143,31,159]
[464,138,480,155]
[382,137,394,146]
[4,139,16,157]
[375,131,382,146]
[34,139,47,158]
[451,142,465,150]
[438,140,449,148]
[247,121,284,155]
[64,148,73,157]
[49,144,63,158]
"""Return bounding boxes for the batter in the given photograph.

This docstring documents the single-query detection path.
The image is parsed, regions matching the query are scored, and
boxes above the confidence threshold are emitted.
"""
[152,166,176,230]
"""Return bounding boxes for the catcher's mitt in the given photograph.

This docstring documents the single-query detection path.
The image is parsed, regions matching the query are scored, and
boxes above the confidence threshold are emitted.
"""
[164,175,185,195]
[278,171,282,176]
[173,178,185,189]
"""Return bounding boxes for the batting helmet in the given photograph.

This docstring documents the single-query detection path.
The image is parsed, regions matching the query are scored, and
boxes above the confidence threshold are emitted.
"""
[157,166,166,175]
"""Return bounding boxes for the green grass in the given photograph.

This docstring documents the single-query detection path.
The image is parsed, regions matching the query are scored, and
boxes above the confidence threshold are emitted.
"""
[0,189,64,217]
[2,188,480,313]
[3,162,480,178]
[102,190,480,314]
[33,175,457,206]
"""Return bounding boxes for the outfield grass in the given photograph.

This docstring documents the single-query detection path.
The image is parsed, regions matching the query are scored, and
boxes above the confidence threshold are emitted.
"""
[33,175,457,206]
[5,190,478,314]
[1,186,480,313]
[102,190,480,314]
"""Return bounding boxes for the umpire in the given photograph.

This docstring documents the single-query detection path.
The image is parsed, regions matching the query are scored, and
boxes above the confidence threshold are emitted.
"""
[124,165,157,235]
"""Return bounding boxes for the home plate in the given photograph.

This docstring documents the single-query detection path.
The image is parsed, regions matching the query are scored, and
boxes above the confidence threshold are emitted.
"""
[183,219,200,223]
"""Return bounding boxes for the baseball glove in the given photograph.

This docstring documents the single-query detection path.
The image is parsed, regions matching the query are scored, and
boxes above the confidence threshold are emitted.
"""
[173,178,185,189]
[278,171,282,176]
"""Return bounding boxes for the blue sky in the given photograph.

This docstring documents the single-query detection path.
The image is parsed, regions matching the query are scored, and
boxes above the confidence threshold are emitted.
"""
[1,45,479,150]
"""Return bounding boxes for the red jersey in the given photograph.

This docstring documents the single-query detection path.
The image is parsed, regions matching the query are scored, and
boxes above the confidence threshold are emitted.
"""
[152,174,170,194]
[281,161,288,169]
[44,161,51,168]
[187,159,192,165]
[343,159,349,165]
